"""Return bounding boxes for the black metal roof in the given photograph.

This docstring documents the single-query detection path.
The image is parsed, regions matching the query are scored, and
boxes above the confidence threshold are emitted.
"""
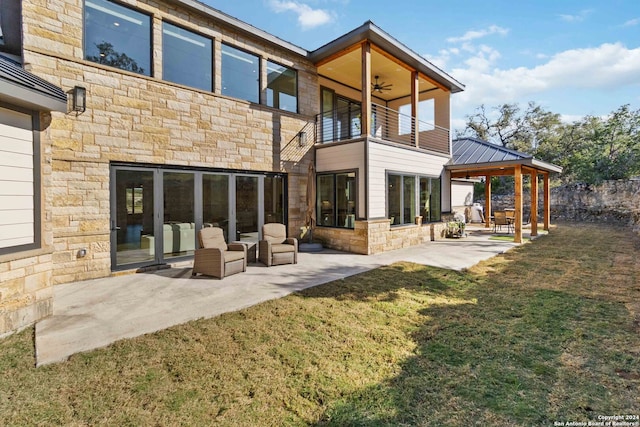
[449,137,562,174]
[452,137,532,165]
[0,54,67,112]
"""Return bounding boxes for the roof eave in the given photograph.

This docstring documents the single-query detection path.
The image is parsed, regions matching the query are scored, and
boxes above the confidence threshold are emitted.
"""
[166,0,308,58]
[309,21,465,93]
[446,158,563,174]
[0,79,67,113]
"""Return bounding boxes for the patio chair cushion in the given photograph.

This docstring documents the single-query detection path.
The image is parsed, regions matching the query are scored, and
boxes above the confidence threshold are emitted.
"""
[270,243,296,254]
[224,250,246,263]
[199,227,228,251]
[262,223,287,244]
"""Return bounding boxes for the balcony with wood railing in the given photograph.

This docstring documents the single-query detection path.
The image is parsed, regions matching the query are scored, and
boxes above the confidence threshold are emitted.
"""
[316,104,450,155]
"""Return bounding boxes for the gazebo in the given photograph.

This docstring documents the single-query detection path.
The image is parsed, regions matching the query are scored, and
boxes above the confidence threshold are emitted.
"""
[447,137,563,243]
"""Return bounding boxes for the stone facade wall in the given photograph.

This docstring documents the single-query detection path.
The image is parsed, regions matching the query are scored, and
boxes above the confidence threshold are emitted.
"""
[0,254,53,338]
[314,219,448,255]
[20,0,318,285]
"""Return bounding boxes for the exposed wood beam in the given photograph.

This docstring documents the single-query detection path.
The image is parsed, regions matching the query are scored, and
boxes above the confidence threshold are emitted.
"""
[484,174,492,228]
[514,164,523,243]
[451,168,515,178]
[361,42,371,138]
[543,172,550,231]
[411,70,419,147]
[531,171,538,237]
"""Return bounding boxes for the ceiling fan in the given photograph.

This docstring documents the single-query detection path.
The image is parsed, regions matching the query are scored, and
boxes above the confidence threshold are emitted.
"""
[372,75,392,93]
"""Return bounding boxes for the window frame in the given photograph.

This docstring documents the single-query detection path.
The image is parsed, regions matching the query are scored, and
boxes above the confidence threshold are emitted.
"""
[0,102,41,256]
[387,172,441,226]
[220,42,260,103]
[266,59,298,113]
[316,170,358,229]
[83,0,153,76]
[161,20,214,92]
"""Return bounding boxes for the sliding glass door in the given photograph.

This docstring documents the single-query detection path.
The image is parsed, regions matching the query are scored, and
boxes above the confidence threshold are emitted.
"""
[110,165,285,270]
[162,172,195,260]
[111,168,156,267]
[235,175,259,242]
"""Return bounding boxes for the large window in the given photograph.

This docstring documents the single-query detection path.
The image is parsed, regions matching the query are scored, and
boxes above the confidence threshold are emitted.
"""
[221,43,259,103]
[162,22,212,91]
[317,172,356,228]
[319,88,361,143]
[264,175,284,224]
[84,0,151,76]
[266,61,297,112]
[420,176,441,222]
[389,173,440,225]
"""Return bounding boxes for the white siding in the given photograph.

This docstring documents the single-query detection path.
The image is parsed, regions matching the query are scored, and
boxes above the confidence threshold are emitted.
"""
[367,141,449,218]
[451,180,474,207]
[316,141,366,218]
[0,107,34,250]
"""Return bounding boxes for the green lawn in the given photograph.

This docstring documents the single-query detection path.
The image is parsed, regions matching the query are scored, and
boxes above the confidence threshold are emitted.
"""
[1,223,638,426]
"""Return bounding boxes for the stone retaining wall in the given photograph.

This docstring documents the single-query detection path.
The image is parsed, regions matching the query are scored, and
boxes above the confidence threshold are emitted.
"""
[475,179,640,232]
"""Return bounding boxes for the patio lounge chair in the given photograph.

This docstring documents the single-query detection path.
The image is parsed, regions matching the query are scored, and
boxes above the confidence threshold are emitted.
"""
[192,227,247,279]
[493,210,513,233]
[259,223,298,266]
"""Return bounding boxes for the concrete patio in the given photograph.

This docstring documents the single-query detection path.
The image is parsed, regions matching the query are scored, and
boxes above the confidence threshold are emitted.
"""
[35,226,528,366]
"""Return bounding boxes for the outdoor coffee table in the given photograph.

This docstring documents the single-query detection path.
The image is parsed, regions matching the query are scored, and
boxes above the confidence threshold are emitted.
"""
[231,240,257,264]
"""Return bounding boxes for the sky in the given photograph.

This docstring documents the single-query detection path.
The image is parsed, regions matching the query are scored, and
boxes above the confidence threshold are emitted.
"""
[204,0,640,132]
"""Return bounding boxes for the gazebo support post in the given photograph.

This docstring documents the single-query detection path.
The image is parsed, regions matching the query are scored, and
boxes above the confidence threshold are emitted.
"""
[514,165,523,243]
[530,171,538,237]
[543,172,550,231]
[484,174,491,228]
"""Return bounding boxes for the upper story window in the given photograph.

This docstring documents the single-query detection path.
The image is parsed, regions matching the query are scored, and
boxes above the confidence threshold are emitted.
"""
[0,0,22,57]
[266,60,297,112]
[84,0,151,76]
[162,22,212,91]
[0,10,4,46]
[221,43,259,103]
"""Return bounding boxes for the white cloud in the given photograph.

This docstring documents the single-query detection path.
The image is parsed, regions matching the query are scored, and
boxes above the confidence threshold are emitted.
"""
[622,18,639,27]
[446,25,509,43]
[450,43,640,127]
[268,1,333,30]
[558,9,593,22]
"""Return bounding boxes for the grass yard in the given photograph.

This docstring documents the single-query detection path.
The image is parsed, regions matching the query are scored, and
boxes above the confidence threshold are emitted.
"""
[1,223,639,426]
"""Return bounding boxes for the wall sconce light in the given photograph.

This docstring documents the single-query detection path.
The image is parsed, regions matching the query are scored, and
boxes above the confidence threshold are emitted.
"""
[69,85,86,114]
[298,131,307,147]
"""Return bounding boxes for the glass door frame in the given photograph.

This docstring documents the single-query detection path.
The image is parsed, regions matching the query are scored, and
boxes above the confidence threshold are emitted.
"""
[110,164,286,271]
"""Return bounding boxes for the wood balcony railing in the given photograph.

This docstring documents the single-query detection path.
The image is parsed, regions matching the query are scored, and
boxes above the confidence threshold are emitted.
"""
[315,104,450,155]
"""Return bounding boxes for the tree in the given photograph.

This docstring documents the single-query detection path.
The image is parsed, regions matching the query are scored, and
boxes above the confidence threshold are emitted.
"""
[458,102,564,154]
[566,105,640,183]
[460,102,640,184]
[87,42,144,74]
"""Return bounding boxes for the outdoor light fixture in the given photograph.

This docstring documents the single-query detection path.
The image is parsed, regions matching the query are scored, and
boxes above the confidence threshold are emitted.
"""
[70,85,86,114]
[298,130,307,147]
